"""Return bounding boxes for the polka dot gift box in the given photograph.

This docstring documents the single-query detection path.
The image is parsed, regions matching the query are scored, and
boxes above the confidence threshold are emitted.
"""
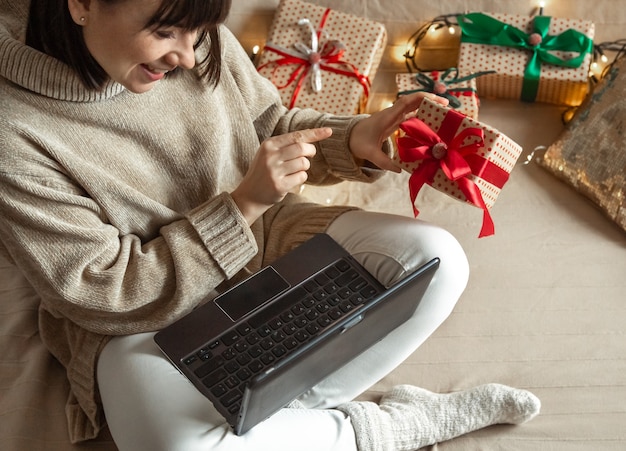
[396,68,489,120]
[256,0,386,115]
[393,97,523,237]
[457,12,594,106]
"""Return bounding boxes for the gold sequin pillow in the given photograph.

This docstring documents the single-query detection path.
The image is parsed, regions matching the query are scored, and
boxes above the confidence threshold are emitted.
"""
[537,57,626,233]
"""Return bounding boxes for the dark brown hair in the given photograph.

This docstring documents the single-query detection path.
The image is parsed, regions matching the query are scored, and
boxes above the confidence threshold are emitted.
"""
[26,0,232,91]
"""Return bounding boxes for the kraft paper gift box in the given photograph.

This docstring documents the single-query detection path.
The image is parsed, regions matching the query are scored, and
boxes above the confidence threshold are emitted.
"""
[457,12,595,106]
[396,68,488,119]
[393,97,523,237]
[256,0,386,115]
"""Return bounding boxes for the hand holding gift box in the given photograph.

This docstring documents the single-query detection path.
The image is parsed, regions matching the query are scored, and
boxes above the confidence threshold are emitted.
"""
[256,0,386,115]
[396,68,494,119]
[457,12,594,106]
[394,97,523,237]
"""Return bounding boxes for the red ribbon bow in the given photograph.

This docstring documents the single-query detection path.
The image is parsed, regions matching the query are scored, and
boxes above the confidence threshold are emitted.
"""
[257,9,371,109]
[397,110,509,238]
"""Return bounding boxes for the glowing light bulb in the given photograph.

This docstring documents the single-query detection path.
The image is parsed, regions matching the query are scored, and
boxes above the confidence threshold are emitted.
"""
[250,44,261,61]
[601,54,609,63]
[394,44,409,63]
[559,109,576,123]
[448,26,456,35]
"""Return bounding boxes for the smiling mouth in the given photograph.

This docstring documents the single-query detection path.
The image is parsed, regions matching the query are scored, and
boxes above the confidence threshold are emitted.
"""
[143,64,173,74]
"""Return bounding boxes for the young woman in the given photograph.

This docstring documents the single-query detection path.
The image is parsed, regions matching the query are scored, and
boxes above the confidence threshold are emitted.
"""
[0,0,540,450]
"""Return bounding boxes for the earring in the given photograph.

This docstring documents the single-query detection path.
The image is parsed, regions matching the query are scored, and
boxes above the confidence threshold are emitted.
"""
[80,17,85,22]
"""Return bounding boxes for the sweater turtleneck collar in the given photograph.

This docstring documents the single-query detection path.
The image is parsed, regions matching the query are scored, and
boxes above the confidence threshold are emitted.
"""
[0,0,125,102]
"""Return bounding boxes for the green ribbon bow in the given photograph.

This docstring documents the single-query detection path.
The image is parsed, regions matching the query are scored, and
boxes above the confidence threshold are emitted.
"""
[457,13,594,102]
[398,68,495,108]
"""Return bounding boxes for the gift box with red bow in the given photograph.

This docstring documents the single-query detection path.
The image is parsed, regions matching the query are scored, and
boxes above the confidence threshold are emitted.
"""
[396,68,493,119]
[393,97,523,237]
[457,12,594,106]
[256,0,386,115]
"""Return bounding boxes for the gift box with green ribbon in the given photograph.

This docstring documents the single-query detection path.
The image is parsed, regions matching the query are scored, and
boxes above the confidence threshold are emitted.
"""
[256,0,386,115]
[457,12,594,106]
[393,97,523,237]
[396,68,494,119]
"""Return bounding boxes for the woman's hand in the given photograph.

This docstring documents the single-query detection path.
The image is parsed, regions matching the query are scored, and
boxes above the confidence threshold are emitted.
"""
[348,92,449,172]
[231,127,333,225]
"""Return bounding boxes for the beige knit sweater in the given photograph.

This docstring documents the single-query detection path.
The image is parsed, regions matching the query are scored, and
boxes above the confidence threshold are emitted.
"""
[0,1,383,442]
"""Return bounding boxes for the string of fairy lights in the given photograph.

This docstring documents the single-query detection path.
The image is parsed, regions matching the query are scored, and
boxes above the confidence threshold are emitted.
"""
[402,9,624,81]
[243,2,624,202]
[399,3,624,123]
[402,13,460,73]
[247,1,624,119]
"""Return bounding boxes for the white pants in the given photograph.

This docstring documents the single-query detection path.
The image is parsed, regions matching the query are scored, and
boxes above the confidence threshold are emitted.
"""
[98,211,469,451]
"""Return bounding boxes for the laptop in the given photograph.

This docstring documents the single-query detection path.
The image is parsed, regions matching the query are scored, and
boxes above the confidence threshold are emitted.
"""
[154,233,439,435]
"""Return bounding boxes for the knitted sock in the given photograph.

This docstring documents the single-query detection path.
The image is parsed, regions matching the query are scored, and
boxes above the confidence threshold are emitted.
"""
[337,383,541,451]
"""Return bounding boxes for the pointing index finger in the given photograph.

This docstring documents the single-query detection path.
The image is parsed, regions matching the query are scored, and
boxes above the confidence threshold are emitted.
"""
[275,127,333,146]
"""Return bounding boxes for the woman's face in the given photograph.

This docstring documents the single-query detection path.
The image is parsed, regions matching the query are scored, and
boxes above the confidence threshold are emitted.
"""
[74,0,198,93]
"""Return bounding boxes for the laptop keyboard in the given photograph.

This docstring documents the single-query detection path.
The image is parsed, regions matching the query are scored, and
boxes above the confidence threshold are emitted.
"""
[182,258,381,416]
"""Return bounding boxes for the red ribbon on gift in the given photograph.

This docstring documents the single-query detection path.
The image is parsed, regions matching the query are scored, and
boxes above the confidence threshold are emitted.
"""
[397,110,511,237]
[257,8,371,109]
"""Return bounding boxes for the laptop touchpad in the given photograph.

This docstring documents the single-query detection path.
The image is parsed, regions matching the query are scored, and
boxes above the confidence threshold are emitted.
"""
[215,266,290,322]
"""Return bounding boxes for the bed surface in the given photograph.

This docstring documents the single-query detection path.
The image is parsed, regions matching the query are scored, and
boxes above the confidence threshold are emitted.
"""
[1,1,625,449]
[304,99,626,450]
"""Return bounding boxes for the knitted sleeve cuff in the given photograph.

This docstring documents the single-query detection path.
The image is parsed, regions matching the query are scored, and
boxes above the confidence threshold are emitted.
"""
[315,114,391,183]
[317,114,367,180]
[186,192,258,278]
